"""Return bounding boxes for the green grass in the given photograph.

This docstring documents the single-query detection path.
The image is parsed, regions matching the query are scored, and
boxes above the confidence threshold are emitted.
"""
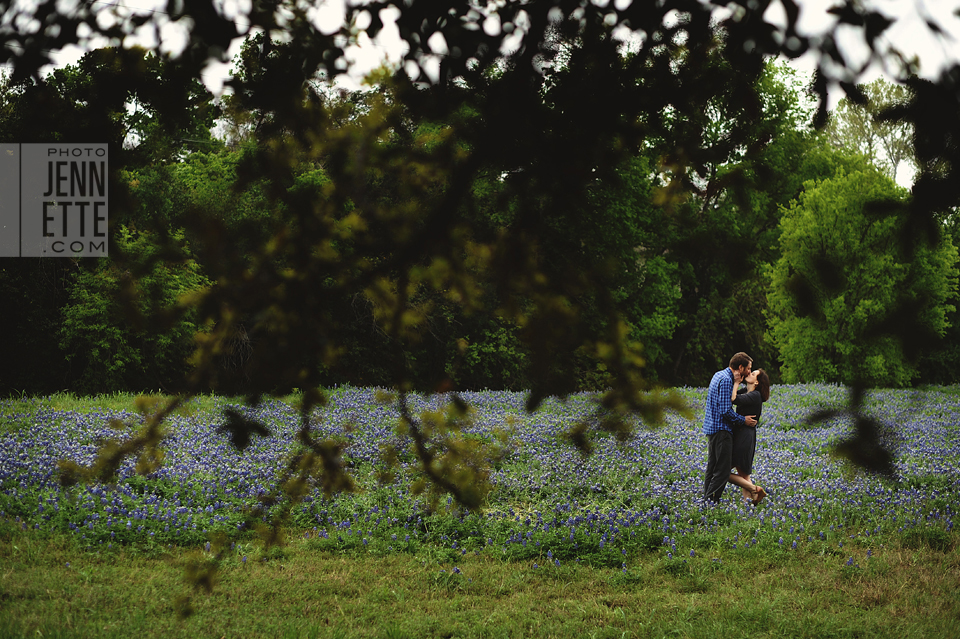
[1,526,958,638]
[0,389,336,430]
[0,391,291,436]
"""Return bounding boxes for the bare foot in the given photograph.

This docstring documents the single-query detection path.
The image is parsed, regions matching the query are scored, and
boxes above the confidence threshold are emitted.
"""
[751,486,767,506]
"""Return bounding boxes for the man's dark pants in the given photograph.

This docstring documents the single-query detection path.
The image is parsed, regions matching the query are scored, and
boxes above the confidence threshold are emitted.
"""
[703,430,733,503]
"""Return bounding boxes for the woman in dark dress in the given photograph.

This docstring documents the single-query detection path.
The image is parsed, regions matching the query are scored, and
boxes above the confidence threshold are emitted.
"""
[730,369,771,505]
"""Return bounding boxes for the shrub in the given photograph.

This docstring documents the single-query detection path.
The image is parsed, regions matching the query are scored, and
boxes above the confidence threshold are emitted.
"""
[59,226,210,393]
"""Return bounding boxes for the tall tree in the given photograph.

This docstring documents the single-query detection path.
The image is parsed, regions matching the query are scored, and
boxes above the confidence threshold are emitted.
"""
[0,48,221,395]
[0,47,220,167]
[767,168,958,386]
[630,61,848,385]
[823,78,915,183]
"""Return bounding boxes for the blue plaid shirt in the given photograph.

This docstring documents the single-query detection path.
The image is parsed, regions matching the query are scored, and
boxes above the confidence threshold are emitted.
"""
[702,368,747,435]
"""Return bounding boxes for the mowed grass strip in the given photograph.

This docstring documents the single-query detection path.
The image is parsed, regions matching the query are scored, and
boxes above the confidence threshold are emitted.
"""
[1,528,957,639]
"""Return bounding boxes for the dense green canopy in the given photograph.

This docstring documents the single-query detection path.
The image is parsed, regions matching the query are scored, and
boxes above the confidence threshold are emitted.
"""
[768,168,958,386]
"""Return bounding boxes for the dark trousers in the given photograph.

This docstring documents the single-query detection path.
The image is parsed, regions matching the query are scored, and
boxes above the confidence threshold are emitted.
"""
[703,430,733,503]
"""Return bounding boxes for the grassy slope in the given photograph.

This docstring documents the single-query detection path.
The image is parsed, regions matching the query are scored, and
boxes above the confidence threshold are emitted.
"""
[1,526,958,639]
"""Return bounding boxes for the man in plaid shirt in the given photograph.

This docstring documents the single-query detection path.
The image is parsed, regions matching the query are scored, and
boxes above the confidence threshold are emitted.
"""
[703,352,758,503]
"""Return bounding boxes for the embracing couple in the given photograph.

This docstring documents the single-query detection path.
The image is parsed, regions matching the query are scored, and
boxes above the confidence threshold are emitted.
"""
[702,352,771,506]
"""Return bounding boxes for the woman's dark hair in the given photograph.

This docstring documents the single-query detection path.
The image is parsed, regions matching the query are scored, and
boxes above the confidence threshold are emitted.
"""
[756,369,771,402]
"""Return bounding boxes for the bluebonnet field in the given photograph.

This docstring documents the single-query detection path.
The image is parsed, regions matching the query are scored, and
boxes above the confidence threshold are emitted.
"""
[1,385,956,567]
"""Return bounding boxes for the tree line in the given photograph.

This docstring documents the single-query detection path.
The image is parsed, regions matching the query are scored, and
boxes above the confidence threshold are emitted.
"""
[1,41,957,397]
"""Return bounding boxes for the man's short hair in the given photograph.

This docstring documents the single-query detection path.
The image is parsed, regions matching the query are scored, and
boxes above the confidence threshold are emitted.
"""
[729,352,752,370]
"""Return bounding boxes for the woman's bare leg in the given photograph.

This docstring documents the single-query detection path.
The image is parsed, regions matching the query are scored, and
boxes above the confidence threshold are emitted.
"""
[727,472,758,501]
[738,469,752,501]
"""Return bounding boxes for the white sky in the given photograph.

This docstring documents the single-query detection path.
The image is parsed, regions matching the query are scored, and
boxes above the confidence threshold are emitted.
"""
[774,0,960,185]
[781,0,960,86]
